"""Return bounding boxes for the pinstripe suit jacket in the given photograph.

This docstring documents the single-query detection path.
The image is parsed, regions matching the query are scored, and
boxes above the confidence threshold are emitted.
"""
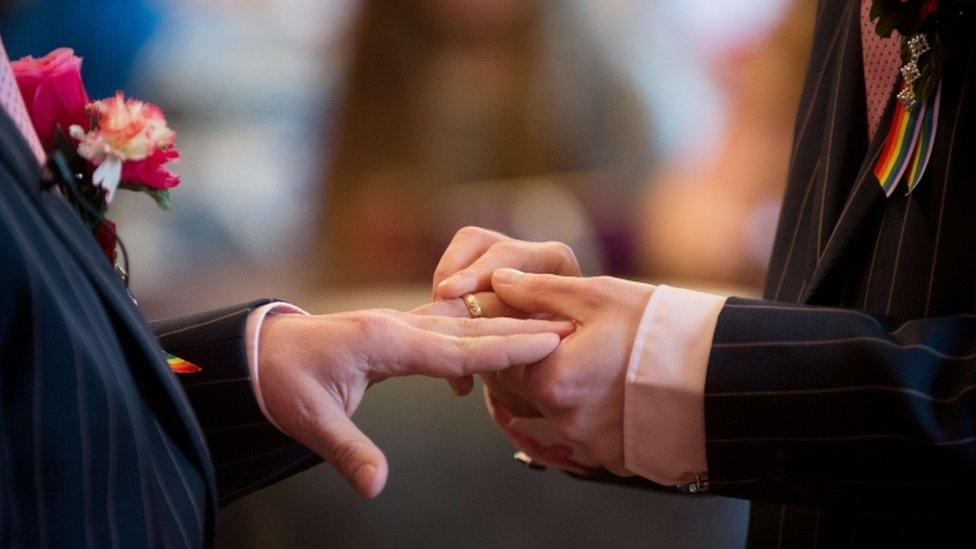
[702,0,976,546]
[0,110,317,547]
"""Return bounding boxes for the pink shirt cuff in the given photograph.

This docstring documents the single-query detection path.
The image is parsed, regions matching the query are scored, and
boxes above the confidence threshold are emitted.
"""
[623,285,727,485]
[245,302,309,429]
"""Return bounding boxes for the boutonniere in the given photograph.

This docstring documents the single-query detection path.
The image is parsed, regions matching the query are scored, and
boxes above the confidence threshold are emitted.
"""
[12,48,181,278]
[869,1,974,195]
[12,48,201,376]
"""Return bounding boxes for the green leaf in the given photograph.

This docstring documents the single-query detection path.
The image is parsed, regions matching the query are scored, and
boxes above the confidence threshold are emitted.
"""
[119,182,173,210]
[145,189,173,211]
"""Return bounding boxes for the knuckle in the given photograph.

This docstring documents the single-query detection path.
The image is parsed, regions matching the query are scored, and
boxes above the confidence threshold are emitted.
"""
[532,371,568,410]
[352,310,396,341]
[585,276,617,306]
[544,241,579,272]
[455,225,488,242]
[460,318,481,339]
[453,337,476,372]
[491,240,520,255]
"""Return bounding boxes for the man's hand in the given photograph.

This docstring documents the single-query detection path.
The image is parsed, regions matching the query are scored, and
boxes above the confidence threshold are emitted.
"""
[257,309,574,499]
[432,226,581,299]
[430,226,582,395]
[487,269,655,476]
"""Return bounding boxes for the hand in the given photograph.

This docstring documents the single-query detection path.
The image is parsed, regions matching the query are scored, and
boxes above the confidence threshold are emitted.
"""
[257,308,574,498]
[430,226,582,395]
[487,268,655,476]
[432,226,581,299]
[412,297,546,416]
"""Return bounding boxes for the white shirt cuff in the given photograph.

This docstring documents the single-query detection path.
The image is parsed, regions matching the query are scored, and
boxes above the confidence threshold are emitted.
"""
[623,285,727,485]
[245,302,309,429]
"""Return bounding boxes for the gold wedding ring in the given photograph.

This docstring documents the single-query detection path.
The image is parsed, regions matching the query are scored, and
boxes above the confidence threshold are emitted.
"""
[463,293,484,318]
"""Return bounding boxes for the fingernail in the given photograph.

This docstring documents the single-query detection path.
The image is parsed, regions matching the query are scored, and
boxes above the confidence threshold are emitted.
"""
[438,273,463,291]
[493,268,524,285]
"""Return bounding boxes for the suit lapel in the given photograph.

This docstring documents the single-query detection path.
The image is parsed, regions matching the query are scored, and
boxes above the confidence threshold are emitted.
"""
[801,91,895,302]
[796,0,908,304]
[0,109,219,522]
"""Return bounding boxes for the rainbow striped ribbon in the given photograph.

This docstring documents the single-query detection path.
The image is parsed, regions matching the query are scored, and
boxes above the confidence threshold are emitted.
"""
[166,352,202,374]
[873,82,942,197]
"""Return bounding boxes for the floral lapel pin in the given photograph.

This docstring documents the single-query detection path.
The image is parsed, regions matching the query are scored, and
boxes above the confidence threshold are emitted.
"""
[12,48,181,273]
[12,48,200,376]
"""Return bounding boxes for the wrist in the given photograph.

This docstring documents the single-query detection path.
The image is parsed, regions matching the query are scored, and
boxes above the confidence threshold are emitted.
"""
[246,302,310,430]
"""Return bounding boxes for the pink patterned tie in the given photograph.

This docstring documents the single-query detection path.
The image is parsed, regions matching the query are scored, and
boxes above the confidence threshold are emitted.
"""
[860,0,902,140]
[0,38,46,165]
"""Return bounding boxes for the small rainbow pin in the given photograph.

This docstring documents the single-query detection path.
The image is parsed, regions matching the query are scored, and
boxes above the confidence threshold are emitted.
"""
[166,353,202,374]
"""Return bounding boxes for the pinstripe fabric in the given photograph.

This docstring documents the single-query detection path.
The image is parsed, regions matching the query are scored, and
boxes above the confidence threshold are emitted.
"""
[703,1,976,546]
[152,306,319,507]
[0,106,316,546]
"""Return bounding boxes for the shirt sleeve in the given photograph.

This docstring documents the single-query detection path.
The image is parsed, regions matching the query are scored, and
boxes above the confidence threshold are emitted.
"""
[245,302,310,430]
[623,285,727,485]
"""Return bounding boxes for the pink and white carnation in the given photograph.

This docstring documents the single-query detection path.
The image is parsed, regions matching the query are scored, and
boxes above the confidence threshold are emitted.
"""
[69,92,180,202]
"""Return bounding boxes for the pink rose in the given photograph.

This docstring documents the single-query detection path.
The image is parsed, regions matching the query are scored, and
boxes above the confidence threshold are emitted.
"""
[122,148,181,190]
[11,48,91,148]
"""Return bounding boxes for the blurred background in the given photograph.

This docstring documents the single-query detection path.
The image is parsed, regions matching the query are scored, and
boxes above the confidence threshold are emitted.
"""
[1,0,817,546]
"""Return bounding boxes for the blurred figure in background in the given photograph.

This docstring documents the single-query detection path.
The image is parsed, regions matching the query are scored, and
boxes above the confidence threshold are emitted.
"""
[318,0,654,285]
[638,0,817,290]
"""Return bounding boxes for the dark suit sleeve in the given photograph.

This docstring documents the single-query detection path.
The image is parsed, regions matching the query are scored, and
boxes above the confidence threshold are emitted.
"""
[703,297,976,516]
[151,301,320,507]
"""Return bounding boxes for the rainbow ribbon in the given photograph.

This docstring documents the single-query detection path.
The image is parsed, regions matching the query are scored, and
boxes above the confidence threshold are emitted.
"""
[166,353,202,374]
[873,82,942,196]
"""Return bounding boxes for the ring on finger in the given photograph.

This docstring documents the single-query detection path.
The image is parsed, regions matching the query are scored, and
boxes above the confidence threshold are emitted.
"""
[463,293,484,318]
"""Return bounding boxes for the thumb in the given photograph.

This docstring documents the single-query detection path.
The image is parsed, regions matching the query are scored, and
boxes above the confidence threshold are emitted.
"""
[491,268,592,320]
[303,405,389,499]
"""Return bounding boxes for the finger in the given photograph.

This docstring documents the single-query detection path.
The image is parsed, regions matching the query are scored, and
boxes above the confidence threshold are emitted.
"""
[410,299,467,318]
[302,403,389,499]
[410,294,524,397]
[432,227,510,298]
[407,315,576,339]
[436,240,579,300]
[412,293,531,320]
[491,269,596,320]
[447,375,475,396]
[391,331,561,378]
